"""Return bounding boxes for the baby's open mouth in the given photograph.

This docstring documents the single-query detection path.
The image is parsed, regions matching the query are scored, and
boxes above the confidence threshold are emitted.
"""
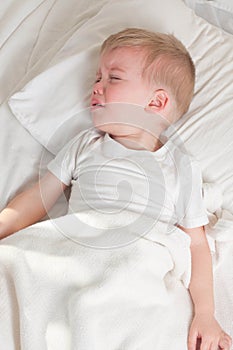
[92,103,103,107]
[91,102,105,110]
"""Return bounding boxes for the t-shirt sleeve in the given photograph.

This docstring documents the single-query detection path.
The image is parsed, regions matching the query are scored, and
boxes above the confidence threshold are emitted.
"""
[175,159,209,229]
[47,129,95,186]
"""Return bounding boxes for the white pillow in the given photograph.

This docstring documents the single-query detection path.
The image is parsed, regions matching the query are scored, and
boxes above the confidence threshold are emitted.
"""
[8,0,233,213]
[184,0,233,34]
[7,0,205,154]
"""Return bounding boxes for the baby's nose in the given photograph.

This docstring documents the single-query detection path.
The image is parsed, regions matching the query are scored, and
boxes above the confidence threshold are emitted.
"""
[93,82,104,95]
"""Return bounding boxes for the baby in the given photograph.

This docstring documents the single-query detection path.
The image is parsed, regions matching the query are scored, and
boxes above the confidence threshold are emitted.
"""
[0,28,232,349]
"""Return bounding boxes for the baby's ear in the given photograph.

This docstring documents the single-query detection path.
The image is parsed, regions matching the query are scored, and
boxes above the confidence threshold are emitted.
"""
[146,89,168,113]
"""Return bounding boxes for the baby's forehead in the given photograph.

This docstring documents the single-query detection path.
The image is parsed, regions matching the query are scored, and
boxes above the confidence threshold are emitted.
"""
[97,46,148,72]
[101,45,148,60]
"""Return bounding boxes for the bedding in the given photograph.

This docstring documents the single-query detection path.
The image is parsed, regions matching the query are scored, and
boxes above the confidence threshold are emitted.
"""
[0,0,233,349]
[7,0,233,216]
[0,0,107,214]
[184,0,233,34]
[0,214,192,350]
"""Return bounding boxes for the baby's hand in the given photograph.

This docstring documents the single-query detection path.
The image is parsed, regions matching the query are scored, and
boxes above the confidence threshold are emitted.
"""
[188,313,232,350]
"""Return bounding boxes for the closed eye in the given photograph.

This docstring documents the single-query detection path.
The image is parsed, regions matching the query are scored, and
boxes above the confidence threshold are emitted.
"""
[109,76,121,81]
[94,76,121,83]
[95,77,101,83]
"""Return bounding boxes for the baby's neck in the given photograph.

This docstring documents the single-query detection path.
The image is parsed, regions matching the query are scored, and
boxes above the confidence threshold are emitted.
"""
[110,134,163,152]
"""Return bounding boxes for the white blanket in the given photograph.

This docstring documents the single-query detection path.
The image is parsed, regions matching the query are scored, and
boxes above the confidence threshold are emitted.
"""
[0,212,193,350]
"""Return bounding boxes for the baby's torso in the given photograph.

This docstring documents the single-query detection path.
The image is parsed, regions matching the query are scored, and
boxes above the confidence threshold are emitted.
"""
[68,132,182,227]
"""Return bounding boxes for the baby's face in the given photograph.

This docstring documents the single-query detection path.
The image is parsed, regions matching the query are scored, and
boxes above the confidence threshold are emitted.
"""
[91,47,155,135]
[91,46,152,107]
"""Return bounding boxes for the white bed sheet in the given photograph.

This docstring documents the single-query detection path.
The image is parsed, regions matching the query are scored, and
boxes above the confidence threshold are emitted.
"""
[6,0,233,218]
[0,0,233,349]
[184,0,233,34]
[0,0,107,215]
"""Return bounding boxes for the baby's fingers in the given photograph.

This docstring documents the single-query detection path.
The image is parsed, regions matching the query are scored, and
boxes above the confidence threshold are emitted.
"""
[219,333,232,350]
[188,330,198,350]
[210,340,219,350]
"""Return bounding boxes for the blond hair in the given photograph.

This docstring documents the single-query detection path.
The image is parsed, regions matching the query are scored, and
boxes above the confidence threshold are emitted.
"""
[101,28,195,119]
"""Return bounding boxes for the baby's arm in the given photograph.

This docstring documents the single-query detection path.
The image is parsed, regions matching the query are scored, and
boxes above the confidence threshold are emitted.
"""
[0,171,67,239]
[179,225,232,350]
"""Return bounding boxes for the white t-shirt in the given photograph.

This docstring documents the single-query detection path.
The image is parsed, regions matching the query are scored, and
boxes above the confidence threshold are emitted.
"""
[48,128,209,229]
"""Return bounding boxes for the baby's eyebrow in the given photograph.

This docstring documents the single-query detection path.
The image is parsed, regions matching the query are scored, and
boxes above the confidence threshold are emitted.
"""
[109,66,126,73]
[96,66,126,75]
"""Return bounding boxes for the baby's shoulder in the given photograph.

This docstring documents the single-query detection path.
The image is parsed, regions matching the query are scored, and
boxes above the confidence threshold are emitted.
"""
[163,139,200,177]
[70,127,103,149]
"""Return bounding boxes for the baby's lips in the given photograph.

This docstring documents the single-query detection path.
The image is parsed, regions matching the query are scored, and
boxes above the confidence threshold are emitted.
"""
[91,98,104,107]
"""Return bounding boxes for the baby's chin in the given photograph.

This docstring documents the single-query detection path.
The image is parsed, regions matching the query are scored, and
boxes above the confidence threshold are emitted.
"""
[91,104,166,137]
[92,121,120,135]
